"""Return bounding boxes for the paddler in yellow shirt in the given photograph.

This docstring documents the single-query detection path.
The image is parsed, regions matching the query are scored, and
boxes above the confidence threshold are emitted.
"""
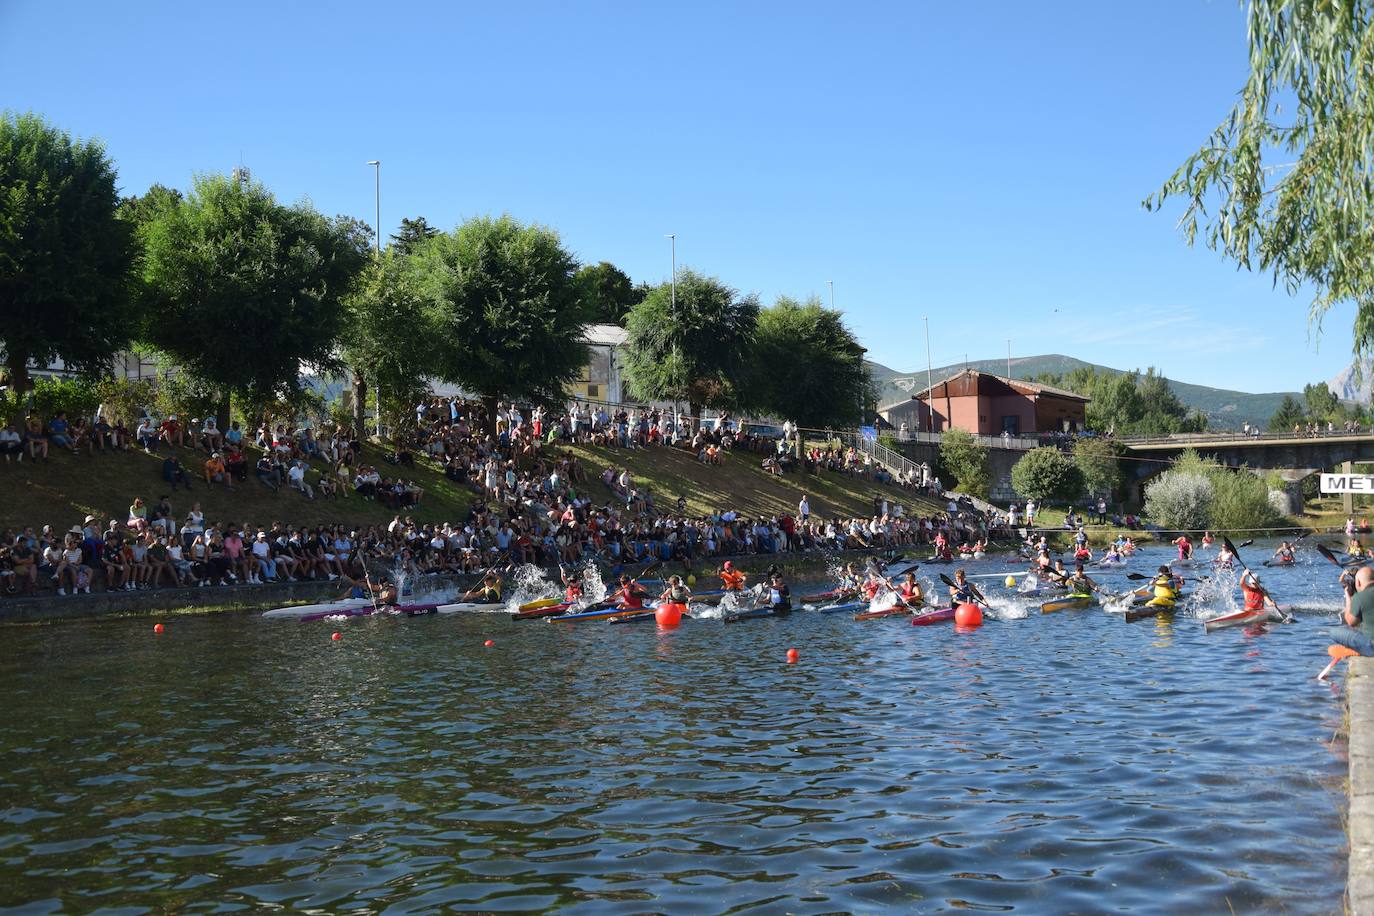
[1146,564,1183,608]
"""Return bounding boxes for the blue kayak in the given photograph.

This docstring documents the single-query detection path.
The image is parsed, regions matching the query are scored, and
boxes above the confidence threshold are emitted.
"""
[724,605,791,623]
[819,601,866,615]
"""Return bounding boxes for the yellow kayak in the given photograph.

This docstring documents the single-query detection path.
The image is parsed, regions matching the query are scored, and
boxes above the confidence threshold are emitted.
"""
[518,596,561,613]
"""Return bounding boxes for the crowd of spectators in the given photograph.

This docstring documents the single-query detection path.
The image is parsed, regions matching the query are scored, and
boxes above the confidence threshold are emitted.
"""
[0,397,1006,598]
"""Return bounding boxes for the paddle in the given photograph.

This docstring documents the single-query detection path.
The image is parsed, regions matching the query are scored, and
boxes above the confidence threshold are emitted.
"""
[1319,645,1360,681]
[939,572,990,608]
[1317,543,1344,567]
[461,550,510,601]
[1224,536,1290,623]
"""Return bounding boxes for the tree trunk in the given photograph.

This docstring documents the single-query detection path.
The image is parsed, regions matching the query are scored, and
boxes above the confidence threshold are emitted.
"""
[352,371,368,436]
[4,352,28,424]
[689,401,702,435]
[483,394,500,437]
[215,395,231,437]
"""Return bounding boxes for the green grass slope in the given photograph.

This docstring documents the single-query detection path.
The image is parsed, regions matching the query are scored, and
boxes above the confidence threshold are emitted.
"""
[0,439,942,536]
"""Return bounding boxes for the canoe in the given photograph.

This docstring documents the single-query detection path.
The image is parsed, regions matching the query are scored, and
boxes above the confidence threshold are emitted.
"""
[724,605,790,623]
[1203,607,1268,631]
[517,596,562,613]
[548,604,652,623]
[1041,595,1096,614]
[511,601,579,620]
[436,599,509,614]
[263,598,372,619]
[855,601,921,621]
[819,601,866,614]
[910,606,957,626]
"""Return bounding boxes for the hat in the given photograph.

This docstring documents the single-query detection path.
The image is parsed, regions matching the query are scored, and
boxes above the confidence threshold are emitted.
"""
[68,525,83,535]
[84,515,97,524]
[256,532,267,539]
[723,561,733,570]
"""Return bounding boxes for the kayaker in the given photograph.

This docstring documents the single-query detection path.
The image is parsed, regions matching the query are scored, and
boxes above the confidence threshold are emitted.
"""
[561,568,584,603]
[1272,542,1295,564]
[1173,535,1193,561]
[766,573,791,613]
[377,577,400,607]
[1202,530,1214,547]
[719,561,747,592]
[1100,544,1122,565]
[659,574,691,605]
[614,574,648,610]
[463,571,502,603]
[897,572,923,608]
[948,569,976,606]
[1215,543,1235,569]
[1331,566,1374,656]
[1240,571,1266,612]
[839,562,863,593]
[1349,539,1367,561]
[1066,563,1098,599]
[1147,564,1183,608]
[861,572,885,602]
[1073,545,1092,563]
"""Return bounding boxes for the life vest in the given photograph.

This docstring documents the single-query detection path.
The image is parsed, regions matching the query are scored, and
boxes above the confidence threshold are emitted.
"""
[1068,576,1093,599]
[565,583,583,602]
[1150,575,1177,606]
[618,587,644,610]
[899,583,921,604]
[721,569,746,590]
[1241,583,1265,611]
[863,580,882,600]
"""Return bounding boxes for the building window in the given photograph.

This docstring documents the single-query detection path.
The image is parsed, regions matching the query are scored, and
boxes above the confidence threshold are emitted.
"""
[587,384,599,398]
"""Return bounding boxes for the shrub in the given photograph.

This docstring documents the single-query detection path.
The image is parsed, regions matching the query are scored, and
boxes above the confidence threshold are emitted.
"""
[1210,468,1285,532]
[0,376,101,425]
[939,428,990,498]
[1011,446,1085,504]
[1073,437,1121,499]
[1144,471,1214,530]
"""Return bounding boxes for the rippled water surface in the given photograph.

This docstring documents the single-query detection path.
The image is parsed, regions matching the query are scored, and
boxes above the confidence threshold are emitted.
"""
[0,544,1352,913]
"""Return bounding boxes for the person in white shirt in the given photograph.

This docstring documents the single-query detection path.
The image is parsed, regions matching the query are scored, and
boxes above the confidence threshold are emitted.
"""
[798,495,810,522]
[250,533,278,582]
[287,462,314,499]
[0,424,21,461]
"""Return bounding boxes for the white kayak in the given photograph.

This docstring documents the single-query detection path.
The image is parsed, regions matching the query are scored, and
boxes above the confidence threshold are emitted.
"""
[263,598,372,619]
[436,600,507,614]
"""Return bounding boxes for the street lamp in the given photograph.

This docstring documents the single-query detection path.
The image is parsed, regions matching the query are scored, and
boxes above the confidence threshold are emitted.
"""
[828,279,834,309]
[366,160,381,253]
[923,316,934,433]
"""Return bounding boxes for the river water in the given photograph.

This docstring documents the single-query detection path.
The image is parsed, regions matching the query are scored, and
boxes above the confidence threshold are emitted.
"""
[0,542,1353,913]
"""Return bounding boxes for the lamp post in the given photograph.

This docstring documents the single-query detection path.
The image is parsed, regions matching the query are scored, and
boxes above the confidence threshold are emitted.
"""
[665,234,676,314]
[923,316,934,433]
[827,280,834,309]
[1006,339,1012,381]
[366,160,381,253]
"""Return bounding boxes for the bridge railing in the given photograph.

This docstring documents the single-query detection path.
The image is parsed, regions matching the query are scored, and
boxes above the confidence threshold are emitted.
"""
[1117,428,1372,446]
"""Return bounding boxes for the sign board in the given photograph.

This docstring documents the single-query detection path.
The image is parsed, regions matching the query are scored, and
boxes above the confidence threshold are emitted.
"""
[1320,473,1374,494]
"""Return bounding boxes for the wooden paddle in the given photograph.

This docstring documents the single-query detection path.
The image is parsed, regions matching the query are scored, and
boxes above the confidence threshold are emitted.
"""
[461,550,510,601]
[1224,536,1290,623]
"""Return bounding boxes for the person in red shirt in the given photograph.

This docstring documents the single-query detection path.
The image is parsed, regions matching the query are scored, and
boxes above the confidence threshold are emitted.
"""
[1240,571,1266,612]
[614,574,647,610]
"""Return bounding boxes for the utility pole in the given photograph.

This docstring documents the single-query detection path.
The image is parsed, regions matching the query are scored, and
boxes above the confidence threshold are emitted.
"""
[923,316,934,433]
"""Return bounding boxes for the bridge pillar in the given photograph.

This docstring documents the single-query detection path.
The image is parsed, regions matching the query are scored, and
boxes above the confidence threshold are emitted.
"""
[1347,461,1356,515]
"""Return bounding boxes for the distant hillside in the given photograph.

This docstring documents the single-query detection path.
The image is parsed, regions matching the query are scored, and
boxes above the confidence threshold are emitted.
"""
[870,354,1298,431]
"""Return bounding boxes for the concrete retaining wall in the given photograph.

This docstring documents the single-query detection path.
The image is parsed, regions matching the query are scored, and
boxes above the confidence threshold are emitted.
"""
[1350,657,1374,914]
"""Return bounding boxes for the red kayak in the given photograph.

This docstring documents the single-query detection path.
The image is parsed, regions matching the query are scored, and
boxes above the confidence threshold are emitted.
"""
[801,587,854,604]
[510,601,576,620]
[910,606,957,626]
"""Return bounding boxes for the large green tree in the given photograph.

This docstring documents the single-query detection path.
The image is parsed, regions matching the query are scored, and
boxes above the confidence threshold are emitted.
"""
[622,268,759,425]
[575,261,644,326]
[1011,446,1085,505]
[343,251,434,433]
[751,295,873,429]
[939,428,991,499]
[0,112,134,390]
[412,215,589,431]
[1073,436,1122,500]
[1147,1,1374,357]
[1031,366,1205,435]
[389,216,438,256]
[134,173,370,416]
[1268,393,1307,431]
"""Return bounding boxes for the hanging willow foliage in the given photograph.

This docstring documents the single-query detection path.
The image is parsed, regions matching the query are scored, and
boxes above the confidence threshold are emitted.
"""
[1146,0,1374,353]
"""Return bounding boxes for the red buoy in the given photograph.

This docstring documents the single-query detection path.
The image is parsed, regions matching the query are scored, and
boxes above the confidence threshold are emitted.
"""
[786,647,799,664]
[331,632,342,641]
[153,623,165,634]
[484,639,495,647]
[954,603,983,627]
[655,602,684,628]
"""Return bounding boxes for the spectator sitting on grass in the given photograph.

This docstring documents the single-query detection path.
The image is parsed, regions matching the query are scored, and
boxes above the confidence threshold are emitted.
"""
[47,412,78,453]
[201,417,223,452]
[24,415,49,461]
[127,497,150,533]
[0,424,21,462]
[287,461,314,499]
[204,452,235,490]
[255,454,280,491]
[226,446,247,482]
[160,415,185,450]
[92,415,114,452]
[224,421,243,450]
[137,416,159,453]
[162,454,193,491]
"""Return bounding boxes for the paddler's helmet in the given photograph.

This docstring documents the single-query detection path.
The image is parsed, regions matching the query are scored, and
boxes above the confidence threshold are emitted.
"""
[1158,565,1171,575]
[723,561,732,570]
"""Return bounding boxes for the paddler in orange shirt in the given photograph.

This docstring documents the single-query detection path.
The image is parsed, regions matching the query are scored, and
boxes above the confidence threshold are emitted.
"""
[720,560,747,592]
[1240,571,1266,613]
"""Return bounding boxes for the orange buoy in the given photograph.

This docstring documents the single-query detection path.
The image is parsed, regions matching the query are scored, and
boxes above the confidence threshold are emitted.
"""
[786,648,799,664]
[331,632,342,641]
[153,623,165,634]
[954,603,983,627]
[655,602,685,628]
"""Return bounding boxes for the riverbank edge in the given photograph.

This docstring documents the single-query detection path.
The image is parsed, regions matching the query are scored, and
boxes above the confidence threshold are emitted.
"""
[1350,657,1374,914]
[0,547,930,625]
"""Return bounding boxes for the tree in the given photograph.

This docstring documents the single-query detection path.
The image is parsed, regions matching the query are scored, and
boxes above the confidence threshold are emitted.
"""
[1146,2,1374,358]
[389,217,438,256]
[622,268,759,426]
[574,261,644,325]
[1303,381,1341,423]
[1268,393,1307,431]
[134,173,370,418]
[1030,365,1205,435]
[412,215,590,431]
[343,252,435,433]
[1011,446,1084,505]
[0,112,134,390]
[752,295,873,429]
[939,428,991,499]
[1073,436,1121,500]
[1144,471,1214,532]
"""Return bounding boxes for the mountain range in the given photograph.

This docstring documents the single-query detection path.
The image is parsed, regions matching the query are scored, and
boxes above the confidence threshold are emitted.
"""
[868,354,1305,431]
[1328,359,1372,403]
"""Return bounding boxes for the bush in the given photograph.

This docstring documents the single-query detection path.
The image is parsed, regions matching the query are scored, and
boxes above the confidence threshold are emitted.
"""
[1011,446,1084,504]
[0,376,101,425]
[1073,437,1121,499]
[1144,471,1214,530]
[939,428,990,498]
[1210,468,1285,532]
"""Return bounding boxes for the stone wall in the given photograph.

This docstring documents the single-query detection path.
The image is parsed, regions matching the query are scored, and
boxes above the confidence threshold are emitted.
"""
[1349,657,1374,914]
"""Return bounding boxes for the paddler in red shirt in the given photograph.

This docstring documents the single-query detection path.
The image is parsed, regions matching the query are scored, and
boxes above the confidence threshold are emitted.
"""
[897,572,924,608]
[1240,571,1266,612]
[720,560,747,592]
[561,568,583,604]
[1173,534,1194,560]
[613,574,648,610]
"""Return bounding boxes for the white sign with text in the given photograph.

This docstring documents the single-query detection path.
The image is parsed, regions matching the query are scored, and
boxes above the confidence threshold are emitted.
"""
[1320,473,1374,494]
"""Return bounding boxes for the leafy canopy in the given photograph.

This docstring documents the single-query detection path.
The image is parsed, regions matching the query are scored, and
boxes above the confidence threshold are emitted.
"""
[574,261,644,326]
[133,173,370,407]
[1030,365,1205,435]
[622,268,759,413]
[0,111,134,387]
[939,428,991,499]
[412,214,590,405]
[1011,446,1084,505]
[1146,1,1374,357]
[1072,436,1122,499]
[751,295,873,428]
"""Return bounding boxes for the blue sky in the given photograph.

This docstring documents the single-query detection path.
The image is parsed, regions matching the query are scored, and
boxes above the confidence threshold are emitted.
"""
[1,0,1352,394]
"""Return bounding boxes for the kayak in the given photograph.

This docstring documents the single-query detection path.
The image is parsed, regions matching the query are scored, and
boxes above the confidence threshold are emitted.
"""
[299,602,438,622]
[511,601,580,620]
[1041,595,1096,614]
[517,596,562,613]
[1123,598,1185,623]
[436,599,508,614]
[263,598,372,619]
[855,601,921,621]
[724,605,791,623]
[606,607,694,624]
[910,606,957,626]
[549,604,651,623]
[800,587,853,604]
[1203,607,1268,631]
[819,601,866,614]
